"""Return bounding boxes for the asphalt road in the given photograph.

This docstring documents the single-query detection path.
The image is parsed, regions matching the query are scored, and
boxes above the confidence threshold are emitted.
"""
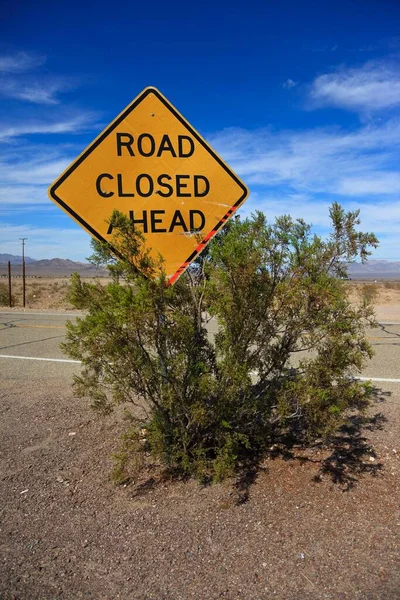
[0,311,81,381]
[1,309,400,384]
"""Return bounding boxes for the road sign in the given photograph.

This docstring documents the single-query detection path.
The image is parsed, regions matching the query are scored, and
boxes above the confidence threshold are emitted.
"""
[48,87,249,283]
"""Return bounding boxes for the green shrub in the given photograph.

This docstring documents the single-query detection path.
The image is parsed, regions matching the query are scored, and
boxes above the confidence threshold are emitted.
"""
[0,282,14,306]
[66,272,91,309]
[62,204,379,482]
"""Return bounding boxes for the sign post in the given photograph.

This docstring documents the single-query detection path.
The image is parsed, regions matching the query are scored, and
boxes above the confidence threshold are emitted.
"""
[49,87,249,283]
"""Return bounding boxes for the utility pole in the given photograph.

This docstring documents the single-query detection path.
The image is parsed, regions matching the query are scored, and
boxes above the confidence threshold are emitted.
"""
[8,261,12,307]
[19,237,27,308]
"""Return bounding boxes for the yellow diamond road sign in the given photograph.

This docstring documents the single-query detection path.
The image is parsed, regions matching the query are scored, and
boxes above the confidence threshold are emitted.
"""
[48,87,249,284]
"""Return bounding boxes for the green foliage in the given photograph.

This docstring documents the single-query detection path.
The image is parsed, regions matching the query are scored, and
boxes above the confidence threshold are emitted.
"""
[0,282,13,306]
[66,272,91,309]
[111,427,146,485]
[62,204,379,482]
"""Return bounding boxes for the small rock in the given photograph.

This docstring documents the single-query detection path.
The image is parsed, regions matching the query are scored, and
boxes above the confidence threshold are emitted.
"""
[369,456,375,462]
[56,476,64,483]
[300,553,305,559]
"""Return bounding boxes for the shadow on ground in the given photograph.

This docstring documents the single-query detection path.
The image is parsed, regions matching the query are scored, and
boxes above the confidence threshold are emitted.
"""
[125,387,390,502]
[257,386,389,495]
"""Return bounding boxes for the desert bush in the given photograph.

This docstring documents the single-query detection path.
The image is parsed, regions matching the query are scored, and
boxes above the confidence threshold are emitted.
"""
[384,281,400,291]
[361,283,379,303]
[0,282,14,306]
[27,282,43,304]
[66,272,91,309]
[62,204,378,482]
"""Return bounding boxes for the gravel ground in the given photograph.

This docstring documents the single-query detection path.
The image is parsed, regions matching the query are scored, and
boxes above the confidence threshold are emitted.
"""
[1,376,399,600]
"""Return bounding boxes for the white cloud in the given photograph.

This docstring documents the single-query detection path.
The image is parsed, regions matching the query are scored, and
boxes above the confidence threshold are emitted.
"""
[0,185,49,205]
[283,78,297,90]
[0,51,79,105]
[0,222,93,261]
[241,193,400,236]
[210,119,400,196]
[0,158,72,185]
[0,52,46,73]
[0,51,101,261]
[0,112,101,141]
[0,112,102,220]
[337,173,400,196]
[0,78,75,105]
[309,60,400,112]
[209,119,400,260]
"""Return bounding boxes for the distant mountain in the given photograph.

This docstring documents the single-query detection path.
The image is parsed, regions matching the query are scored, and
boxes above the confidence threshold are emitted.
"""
[0,253,36,264]
[32,258,88,269]
[348,260,400,279]
[1,254,398,279]
[0,257,109,277]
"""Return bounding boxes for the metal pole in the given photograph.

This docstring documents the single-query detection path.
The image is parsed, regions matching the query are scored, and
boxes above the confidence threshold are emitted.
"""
[19,238,27,309]
[8,261,12,307]
[22,260,26,307]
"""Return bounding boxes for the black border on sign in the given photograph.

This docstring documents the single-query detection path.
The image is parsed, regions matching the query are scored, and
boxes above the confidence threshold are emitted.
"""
[49,87,249,282]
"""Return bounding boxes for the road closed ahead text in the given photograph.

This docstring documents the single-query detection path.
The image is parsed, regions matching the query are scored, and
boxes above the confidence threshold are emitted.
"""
[97,132,209,235]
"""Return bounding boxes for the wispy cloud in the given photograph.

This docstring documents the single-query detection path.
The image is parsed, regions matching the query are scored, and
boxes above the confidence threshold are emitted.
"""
[283,78,297,90]
[309,59,400,113]
[337,173,400,196]
[0,111,101,141]
[0,51,79,105]
[0,221,93,261]
[0,185,52,206]
[0,77,76,105]
[210,118,400,259]
[0,51,99,260]
[0,52,46,73]
[211,119,400,195]
[243,193,400,237]
[0,112,102,216]
[0,158,73,186]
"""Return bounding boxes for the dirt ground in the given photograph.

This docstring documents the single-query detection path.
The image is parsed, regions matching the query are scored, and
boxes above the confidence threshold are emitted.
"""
[0,277,109,311]
[2,278,400,316]
[1,380,400,598]
[347,281,400,322]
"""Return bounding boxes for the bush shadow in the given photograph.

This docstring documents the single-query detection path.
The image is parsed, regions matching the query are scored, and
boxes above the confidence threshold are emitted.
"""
[267,386,389,492]
[126,387,390,501]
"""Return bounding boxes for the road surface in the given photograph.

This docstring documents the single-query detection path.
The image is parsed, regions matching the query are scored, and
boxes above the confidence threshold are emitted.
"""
[0,309,400,385]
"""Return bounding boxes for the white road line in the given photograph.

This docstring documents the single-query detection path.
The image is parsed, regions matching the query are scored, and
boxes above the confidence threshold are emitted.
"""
[0,354,81,364]
[0,355,398,382]
[0,311,82,317]
[356,376,400,383]
[249,370,400,384]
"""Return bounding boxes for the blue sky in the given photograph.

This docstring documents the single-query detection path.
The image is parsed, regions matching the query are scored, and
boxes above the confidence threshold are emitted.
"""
[1,0,400,261]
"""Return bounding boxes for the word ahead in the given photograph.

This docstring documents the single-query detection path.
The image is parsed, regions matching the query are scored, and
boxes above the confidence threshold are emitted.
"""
[108,209,206,235]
